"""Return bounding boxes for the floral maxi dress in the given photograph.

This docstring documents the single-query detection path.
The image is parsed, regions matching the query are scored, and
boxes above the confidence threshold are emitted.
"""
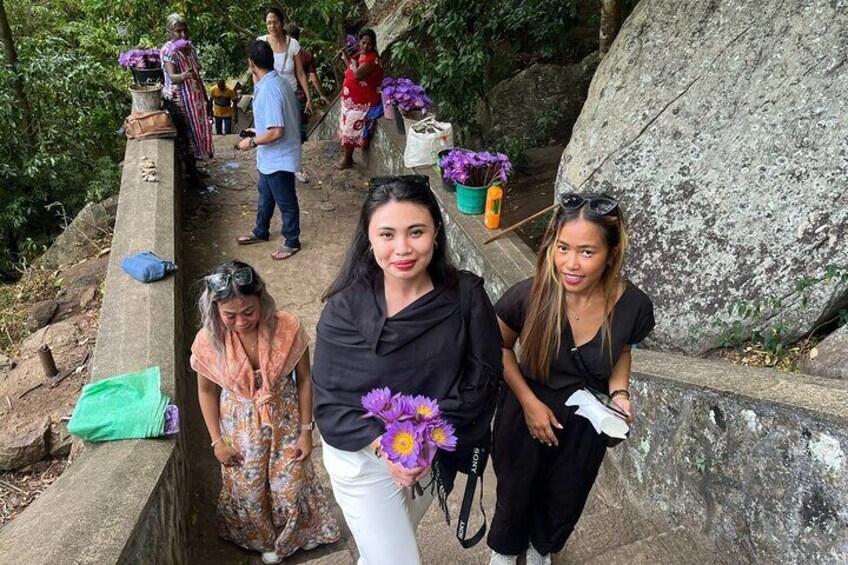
[218,370,340,556]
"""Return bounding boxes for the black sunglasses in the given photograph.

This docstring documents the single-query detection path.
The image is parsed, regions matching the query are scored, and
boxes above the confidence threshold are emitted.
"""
[206,267,253,292]
[559,193,619,216]
[368,174,431,190]
[584,387,630,420]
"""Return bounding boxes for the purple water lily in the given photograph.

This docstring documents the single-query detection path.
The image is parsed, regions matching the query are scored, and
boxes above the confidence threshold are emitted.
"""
[439,149,512,188]
[381,420,422,468]
[362,387,394,419]
[410,395,440,422]
[361,388,458,470]
[380,77,432,113]
[118,48,161,69]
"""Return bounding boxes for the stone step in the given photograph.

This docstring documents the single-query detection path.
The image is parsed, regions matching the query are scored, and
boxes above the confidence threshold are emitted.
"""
[554,504,662,564]
[582,527,728,565]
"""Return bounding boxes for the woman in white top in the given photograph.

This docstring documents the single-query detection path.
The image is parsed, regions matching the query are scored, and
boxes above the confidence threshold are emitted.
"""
[258,8,313,115]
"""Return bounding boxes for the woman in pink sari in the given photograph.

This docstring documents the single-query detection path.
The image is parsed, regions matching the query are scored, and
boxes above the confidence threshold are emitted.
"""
[161,13,213,166]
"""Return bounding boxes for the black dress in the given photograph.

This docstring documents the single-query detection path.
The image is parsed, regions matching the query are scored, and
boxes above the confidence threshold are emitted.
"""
[487,277,655,556]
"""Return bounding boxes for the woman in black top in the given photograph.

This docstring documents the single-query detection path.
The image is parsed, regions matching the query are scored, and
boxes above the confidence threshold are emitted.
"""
[487,193,655,565]
[312,176,502,565]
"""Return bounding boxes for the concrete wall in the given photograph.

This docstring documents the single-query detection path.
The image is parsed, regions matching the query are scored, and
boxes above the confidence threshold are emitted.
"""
[312,103,848,563]
[0,138,189,564]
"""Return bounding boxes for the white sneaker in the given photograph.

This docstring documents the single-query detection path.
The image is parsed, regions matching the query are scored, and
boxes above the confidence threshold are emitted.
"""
[261,551,282,564]
[489,551,518,565]
[302,540,320,551]
[526,543,551,565]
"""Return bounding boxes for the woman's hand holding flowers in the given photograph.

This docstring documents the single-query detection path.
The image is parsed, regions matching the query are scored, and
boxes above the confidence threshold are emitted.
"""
[522,395,562,447]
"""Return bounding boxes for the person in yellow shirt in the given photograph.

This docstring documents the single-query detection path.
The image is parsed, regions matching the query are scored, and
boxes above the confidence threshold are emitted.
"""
[210,79,238,135]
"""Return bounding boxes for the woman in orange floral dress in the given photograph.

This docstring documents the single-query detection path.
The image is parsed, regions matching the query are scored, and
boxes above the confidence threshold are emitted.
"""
[190,260,340,565]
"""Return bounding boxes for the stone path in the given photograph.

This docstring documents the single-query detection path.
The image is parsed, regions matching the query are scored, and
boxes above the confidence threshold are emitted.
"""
[179,134,497,564]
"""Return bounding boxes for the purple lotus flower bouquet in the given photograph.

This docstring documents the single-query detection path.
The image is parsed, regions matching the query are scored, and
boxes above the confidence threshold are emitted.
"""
[439,149,512,187]
[161,39,193,57]
[362,387,457,469]
[381,77,432,114]
[118,48,161,69]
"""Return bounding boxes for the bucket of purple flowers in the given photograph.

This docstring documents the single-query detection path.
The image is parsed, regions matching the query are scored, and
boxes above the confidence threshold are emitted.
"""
[361,387,457,471]
[119,48,163,85]
[380,78,432,135]
[439,150,512,214]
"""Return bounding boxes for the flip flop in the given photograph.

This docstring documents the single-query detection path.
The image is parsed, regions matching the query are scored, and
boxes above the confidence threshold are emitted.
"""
[271,246,301,260]
[236,234,268,245]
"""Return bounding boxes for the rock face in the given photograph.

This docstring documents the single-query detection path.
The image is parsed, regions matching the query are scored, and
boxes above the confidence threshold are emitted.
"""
[477,54,600,146]
[38,195,118,270]
[555,0,848,353]
[800,325,848,379]
[0,419,49,471]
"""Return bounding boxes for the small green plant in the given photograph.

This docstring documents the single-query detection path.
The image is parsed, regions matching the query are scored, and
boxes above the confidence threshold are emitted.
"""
[710,265,848,369]
[694,455,707,474]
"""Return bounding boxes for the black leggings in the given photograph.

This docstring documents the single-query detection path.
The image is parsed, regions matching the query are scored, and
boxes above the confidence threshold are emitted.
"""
[487,382,607,556]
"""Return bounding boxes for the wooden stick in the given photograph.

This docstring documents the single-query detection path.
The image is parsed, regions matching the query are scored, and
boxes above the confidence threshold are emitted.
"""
[0,478,26,495]
[18,381,44,400]
[484,202,558,245]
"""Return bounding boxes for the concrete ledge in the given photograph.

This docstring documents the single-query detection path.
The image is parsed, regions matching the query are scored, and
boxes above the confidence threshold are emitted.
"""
[0,138,188,564]
[314,105,848,562]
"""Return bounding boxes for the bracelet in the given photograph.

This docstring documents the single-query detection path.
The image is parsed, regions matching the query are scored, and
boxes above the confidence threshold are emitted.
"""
[210,436,225,449]
[610,389,631,401]
[300,421,314,431]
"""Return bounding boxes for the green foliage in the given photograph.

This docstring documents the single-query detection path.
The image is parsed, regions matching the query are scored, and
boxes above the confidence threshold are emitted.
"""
[0,0,356,278]
[711,265,848,360]
[390,0,579,127]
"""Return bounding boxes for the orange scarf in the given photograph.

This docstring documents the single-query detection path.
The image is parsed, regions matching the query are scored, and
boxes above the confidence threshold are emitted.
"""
[190,311,308,426]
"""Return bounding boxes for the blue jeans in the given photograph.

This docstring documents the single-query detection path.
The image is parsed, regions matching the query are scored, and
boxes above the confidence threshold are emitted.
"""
[214,116,232,135]
[252,171,300,249]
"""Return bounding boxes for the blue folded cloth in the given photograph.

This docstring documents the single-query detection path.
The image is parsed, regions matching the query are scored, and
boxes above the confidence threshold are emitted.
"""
[121,251,178,283]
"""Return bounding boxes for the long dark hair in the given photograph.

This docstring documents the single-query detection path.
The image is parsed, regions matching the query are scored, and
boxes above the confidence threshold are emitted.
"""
[521,195,628,380]
[323,177,456,300]
[359,28,378,51]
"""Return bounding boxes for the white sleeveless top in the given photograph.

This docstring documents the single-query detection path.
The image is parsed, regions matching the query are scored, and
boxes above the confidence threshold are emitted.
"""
[257,34,301,91]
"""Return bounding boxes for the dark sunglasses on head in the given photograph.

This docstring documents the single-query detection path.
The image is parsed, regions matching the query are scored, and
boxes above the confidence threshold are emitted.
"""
[206,266,253,292]
[559,193,619,216]
[368,174,430,190]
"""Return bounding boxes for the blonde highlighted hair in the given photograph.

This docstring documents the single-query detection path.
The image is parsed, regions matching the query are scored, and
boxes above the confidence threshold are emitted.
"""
[519,196,628,381]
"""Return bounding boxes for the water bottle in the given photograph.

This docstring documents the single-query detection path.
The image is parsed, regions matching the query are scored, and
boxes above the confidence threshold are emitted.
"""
[484,185,503,229]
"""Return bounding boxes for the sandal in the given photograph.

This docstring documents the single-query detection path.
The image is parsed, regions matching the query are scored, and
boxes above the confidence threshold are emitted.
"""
[236,234,268,245]
[271,246,301,260]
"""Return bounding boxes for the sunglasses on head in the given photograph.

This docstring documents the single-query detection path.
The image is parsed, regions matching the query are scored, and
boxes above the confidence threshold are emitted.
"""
[206,266,253,293]
[368,174,431,190]
[559,193,619,216]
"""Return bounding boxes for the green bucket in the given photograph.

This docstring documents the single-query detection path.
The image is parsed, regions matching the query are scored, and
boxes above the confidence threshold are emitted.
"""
[455,184,488,215]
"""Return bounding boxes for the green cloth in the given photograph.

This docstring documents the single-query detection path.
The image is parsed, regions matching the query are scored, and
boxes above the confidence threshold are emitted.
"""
[68,366,170,441]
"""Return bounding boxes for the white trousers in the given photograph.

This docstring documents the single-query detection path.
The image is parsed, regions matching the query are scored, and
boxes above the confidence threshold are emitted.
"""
[323,442,434,565]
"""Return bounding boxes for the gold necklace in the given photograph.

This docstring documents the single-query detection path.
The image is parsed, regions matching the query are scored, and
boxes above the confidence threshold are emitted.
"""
[568,290,599,321]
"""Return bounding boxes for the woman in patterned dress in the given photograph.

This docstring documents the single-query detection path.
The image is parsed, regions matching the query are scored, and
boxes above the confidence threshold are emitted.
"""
[337,28,383,169]
[161,13,214,165]
[190,260,340,565]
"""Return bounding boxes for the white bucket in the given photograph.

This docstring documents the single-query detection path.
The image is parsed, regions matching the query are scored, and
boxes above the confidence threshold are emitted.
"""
[129,84,163,113]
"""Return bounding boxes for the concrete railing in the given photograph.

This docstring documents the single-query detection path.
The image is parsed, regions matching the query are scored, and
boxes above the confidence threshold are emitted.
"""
[312,102,848,563]
[0,138,189,564]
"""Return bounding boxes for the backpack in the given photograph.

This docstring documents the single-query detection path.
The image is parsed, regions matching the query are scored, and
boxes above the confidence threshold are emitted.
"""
[434,271,503,548]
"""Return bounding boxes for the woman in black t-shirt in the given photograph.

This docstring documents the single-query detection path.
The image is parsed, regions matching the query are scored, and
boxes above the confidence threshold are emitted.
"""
[487,193,654,565]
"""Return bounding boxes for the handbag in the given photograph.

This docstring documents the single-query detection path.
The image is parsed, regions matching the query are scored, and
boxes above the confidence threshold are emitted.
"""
[403,116,454,168]
[123,110,177,140]
[121,251,178,283]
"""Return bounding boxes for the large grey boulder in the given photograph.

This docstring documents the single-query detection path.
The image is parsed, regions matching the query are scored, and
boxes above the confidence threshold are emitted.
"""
[477,54,600,146]
[556,0,848,353]
[37,195,118,270]
[799,325,848,379]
